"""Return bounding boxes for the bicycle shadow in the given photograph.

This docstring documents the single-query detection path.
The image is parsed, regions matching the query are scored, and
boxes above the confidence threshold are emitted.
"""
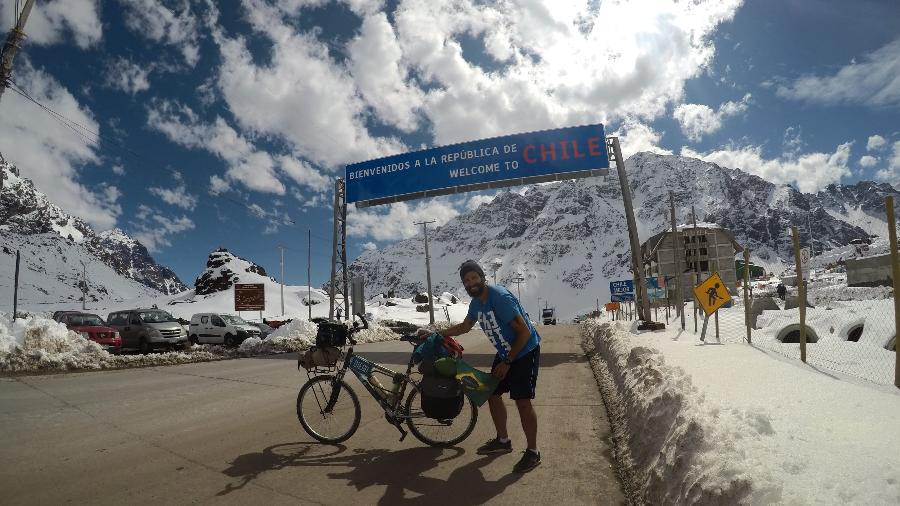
[328,446,524,505]
[218,442,522,504]
[217,441,348,495]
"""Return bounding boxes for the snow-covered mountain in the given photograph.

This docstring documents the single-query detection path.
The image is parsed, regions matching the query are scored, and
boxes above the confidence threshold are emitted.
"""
[0,158,187,302]
[348,152,892,318]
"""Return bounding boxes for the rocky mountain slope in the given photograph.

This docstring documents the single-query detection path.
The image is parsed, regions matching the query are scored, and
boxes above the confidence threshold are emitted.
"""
[193,248,273,295]
[0,158,187,298]
[348,152,895,318]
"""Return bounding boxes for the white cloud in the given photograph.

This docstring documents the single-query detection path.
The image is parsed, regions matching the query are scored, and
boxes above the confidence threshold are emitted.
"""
[119,0,201,66]
[278,156,332,193]
[0,0,102,49]
[209,175,230,195]
[612,120,673,158]
[130,207,195,252]
[681,142,853,193]
[348,199,460,241]
[149,178,198,210]
[211,0,406,168]
[875,141,900,186]
[348,13,424,132]
[0,63,122,229]
[111,164,126,176]
[673,94,751,142]
[363,241,377,251]
[777,38,900,107]
[860,155,879,168]
[146,99,287,194]
[393,0,742,145]
[867,135,887,151]
[103,57,152,95]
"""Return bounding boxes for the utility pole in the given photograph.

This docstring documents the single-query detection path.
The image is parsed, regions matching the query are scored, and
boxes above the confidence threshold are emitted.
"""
[80,260,87,310]
[511,274,525,301]
[807,211,815,258]
[277,244,286,316]
[669,191,685,330]
[692,206,700,333]
[0,0,36,103]
[414,220,436,324]
[307,229,312,321]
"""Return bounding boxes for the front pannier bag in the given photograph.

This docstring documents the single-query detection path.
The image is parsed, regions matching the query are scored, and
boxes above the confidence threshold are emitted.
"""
[298,346,341,370]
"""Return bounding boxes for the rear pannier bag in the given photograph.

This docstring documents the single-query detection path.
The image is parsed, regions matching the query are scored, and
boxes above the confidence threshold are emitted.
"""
[419,376,464,419]
[316,321,349,347]
[298,346,341,370]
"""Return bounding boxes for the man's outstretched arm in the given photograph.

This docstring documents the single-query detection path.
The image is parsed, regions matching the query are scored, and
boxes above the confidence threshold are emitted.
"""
[418,318,476,338]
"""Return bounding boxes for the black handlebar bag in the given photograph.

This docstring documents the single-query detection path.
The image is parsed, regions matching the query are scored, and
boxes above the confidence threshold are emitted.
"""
[419,376,464,419]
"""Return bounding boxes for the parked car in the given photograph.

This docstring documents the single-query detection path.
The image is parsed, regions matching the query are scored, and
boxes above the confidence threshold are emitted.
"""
[58,312,122,354]
[52,310,81,322]
[250,322,275,338]
[106,309,188,354]
[188,313,262,346]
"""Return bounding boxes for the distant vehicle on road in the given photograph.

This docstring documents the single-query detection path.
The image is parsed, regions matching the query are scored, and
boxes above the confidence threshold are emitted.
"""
[52,310,81,322]
[106,309,188,354]
[188,313,262,346]
[58,312,122,354]
[541,308,557,325]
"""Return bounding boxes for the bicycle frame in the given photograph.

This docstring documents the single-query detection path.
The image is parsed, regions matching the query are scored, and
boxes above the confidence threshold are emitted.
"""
[323,341,421,440]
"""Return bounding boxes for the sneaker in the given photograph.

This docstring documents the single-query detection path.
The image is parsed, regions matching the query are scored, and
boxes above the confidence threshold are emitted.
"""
[476,438,513,455]
[513,450,541,473]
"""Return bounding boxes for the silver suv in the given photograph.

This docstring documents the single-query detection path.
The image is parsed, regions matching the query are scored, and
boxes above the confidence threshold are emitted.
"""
[106,309,188,354]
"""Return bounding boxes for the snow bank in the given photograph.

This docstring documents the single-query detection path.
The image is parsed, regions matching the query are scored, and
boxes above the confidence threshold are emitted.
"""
[0,314,413,374]
[582,320,782,505]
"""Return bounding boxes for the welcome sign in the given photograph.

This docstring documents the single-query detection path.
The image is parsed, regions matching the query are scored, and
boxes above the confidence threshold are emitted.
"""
[346,124,610,207]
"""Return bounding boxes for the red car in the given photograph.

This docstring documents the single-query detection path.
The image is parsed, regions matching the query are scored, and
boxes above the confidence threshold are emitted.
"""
[58,312,123,354]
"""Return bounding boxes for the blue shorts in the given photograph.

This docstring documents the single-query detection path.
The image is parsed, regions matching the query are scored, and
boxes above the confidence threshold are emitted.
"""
[491,346,540,400]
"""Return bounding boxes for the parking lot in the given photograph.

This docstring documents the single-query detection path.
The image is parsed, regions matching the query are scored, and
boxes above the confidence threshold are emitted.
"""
[0,325,624,505]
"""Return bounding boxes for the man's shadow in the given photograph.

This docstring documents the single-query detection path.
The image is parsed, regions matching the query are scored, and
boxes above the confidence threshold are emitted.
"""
[218,442,522,505]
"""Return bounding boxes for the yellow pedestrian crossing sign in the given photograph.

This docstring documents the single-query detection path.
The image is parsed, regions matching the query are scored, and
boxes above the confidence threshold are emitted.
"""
[693,272,731,316]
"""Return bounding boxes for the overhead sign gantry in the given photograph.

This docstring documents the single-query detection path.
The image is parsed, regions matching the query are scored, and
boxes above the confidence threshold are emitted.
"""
[330,124,660,329]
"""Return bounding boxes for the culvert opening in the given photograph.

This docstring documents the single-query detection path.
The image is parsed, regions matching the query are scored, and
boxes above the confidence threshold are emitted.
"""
[888,335,896,352]
[778,324,819,344]
[847,325,864,343]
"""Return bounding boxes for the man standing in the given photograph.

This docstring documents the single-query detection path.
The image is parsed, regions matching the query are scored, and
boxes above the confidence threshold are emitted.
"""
[420,260,542,473]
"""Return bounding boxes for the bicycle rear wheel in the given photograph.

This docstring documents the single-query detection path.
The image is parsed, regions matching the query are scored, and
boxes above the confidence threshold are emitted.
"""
[404,383,477,447]
[297,375,361,444]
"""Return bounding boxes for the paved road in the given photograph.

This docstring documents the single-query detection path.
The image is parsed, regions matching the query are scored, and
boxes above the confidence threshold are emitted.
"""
[0,324,624,505]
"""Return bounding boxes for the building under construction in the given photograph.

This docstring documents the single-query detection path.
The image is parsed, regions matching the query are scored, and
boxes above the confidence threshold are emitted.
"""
[641,224,744,299]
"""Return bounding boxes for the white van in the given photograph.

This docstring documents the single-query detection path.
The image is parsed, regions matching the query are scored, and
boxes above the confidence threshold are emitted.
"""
[188,313,262,346]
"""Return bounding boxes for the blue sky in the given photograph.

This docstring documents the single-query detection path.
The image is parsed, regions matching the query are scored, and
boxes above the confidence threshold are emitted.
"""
[0,0,898,288]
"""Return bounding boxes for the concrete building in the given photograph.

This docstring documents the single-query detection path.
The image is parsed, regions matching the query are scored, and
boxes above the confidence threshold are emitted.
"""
[846,253,893,287]
[641,224,744,300]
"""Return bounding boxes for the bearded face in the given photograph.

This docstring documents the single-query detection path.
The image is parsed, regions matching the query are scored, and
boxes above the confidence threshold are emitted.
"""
[462,271,486,297]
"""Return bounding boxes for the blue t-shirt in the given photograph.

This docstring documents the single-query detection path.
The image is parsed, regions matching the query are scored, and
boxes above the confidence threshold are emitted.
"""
[466,285,540,360]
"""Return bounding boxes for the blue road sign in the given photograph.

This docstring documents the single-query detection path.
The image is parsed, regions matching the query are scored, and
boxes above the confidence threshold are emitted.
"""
[611,293,635,302]
[346,124,609,207]
[610,279,634,295]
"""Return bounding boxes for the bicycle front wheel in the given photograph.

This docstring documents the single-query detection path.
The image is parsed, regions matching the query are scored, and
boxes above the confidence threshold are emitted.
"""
[297,375,361,444]
[404,383,478,447]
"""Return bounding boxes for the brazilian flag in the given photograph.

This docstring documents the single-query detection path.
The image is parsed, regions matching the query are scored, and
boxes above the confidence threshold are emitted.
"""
[455,360,499,407]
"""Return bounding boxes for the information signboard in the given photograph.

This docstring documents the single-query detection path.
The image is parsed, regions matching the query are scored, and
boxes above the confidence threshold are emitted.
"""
[346,124,609,207]
[234,283,265,311]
